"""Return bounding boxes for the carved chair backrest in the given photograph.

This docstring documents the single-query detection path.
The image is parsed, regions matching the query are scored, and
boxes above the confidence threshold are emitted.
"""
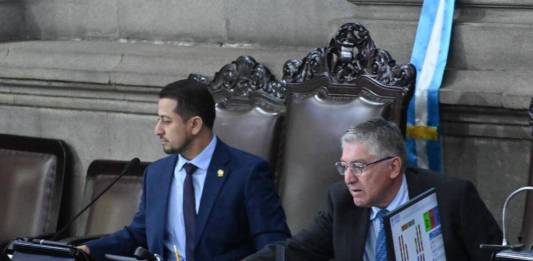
[278,23,416,232]
[0,134,69,243]
[190,56,286,176]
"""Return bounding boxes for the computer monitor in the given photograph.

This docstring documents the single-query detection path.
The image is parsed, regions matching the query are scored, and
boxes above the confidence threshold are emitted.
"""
[383,188,446,261]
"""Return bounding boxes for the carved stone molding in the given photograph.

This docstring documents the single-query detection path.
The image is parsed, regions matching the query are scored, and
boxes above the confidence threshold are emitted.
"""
[282,23,415,91]
[347,0,533,8]
[441,104,531,140]
[0,79,158,115]
[347,0,420,6]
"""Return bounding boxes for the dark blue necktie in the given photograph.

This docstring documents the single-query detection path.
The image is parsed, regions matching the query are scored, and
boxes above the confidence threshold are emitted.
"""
[375,209,389,261]
[183,163,198,261]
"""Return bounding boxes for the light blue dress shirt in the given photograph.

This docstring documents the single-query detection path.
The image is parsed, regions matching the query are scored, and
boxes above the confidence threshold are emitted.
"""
[363,174,409,261]
[164,136,217,261]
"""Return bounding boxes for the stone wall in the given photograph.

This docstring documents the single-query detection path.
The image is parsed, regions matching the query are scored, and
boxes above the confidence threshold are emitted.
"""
[22,0,357,46]
[0,0,24,41]
[0,40,308,234]
[1,0,532,240]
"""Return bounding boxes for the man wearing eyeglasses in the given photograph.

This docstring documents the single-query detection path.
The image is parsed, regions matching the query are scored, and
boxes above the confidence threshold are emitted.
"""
[245,118,502,261]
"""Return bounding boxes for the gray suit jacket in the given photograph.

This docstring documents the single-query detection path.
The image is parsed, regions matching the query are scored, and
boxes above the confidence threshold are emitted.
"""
[245,167,502,261]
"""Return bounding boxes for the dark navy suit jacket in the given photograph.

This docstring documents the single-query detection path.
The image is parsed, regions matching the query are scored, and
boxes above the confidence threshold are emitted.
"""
[86,139,290,260]
[245,167,502,261]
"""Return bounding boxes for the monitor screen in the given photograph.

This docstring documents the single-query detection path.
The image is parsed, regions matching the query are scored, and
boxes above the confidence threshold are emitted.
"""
[383,188,446,261]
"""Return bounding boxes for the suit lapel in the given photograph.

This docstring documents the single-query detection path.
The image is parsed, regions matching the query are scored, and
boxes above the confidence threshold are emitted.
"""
[195,141,230,247]
[405,168,429,198]
[337,190,370,261]
[352,208,370,261]
[152,155,178,256]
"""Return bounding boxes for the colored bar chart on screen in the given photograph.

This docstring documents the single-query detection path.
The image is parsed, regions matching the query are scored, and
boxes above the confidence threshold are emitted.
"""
[386,189,446,261]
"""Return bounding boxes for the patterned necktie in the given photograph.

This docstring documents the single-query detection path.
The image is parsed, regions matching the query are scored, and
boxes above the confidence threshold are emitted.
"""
[183,163,198,261]
[375,209,389,261]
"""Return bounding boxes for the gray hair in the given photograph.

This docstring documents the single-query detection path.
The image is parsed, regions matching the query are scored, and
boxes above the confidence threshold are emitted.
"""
[341,118,407,172]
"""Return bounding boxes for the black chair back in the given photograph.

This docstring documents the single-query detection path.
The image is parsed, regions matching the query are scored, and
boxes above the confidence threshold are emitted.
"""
[0,134,69,243]
[77,160,148,237]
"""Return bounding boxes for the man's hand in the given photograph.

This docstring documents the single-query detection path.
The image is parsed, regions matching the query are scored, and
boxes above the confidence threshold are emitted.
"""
[76,245,91,255]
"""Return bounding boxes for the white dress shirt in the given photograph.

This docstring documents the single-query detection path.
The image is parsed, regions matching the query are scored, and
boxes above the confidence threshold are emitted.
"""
[164,136,217,261]
[363,174,409,261]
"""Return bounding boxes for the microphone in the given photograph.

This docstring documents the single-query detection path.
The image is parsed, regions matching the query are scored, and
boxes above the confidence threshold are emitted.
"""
[501,187,533,247]
[50,157,142,240]
[480,186,533,260]
[133,247,162,261]
[275,244,286,261]
[104,247,162,261]
[0,157,143,261]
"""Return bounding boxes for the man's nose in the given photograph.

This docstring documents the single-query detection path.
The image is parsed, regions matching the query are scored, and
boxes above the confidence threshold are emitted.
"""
[344,168,359,184]
[154,122,163,135]
[344,170,357,184]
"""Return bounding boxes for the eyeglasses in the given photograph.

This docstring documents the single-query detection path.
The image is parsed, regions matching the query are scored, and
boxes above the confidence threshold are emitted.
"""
[335,156,395,177]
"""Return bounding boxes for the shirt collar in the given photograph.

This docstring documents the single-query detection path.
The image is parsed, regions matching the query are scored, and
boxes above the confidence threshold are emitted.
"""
[176,135,217,172]
[370,174,408,221]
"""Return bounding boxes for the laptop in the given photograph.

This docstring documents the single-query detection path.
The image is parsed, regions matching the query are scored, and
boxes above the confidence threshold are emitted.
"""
[383,188,446,261]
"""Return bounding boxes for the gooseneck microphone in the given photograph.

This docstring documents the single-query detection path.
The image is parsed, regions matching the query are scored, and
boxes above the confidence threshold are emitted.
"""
[0,158,139,261]
[480,186,533,260]
[105,247,162,261]
[0,158,141,261]
[133,247,162,261]
[50,157,141,241]
[501,186,533,248]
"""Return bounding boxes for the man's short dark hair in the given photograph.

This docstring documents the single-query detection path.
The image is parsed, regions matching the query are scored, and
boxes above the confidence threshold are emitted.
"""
[159,78,216,129]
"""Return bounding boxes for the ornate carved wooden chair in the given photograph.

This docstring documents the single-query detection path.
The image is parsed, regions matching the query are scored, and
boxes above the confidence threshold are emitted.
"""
[277,23,416,232]
[0,134,69,244]
[190,56,286,176]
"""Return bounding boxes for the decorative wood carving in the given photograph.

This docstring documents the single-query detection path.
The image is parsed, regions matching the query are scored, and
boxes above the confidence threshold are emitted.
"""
[190,55,286,105]
[282,22,415,91]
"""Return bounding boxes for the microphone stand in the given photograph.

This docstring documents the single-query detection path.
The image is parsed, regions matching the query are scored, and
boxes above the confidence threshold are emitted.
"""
[481,186,533,260]
[51,157,141,241]
[104,247,162,261]
[501,186,533,248]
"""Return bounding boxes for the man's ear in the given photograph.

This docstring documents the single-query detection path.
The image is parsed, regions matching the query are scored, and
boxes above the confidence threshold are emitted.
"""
[189,116,204,135]
[389,156,402,179]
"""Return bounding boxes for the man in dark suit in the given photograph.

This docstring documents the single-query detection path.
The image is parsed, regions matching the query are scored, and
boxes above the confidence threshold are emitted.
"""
[79,78,290,261]
[245,118,501,261]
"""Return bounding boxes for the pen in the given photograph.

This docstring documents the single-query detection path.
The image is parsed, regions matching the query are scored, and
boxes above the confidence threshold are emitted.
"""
[173,244,181,261]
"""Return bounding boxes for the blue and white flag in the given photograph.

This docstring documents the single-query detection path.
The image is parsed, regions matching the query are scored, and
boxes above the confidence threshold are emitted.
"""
[406,0,455,172]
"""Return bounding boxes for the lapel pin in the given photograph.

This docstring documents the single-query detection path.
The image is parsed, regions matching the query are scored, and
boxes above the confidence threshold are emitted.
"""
[217,169,224,177]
